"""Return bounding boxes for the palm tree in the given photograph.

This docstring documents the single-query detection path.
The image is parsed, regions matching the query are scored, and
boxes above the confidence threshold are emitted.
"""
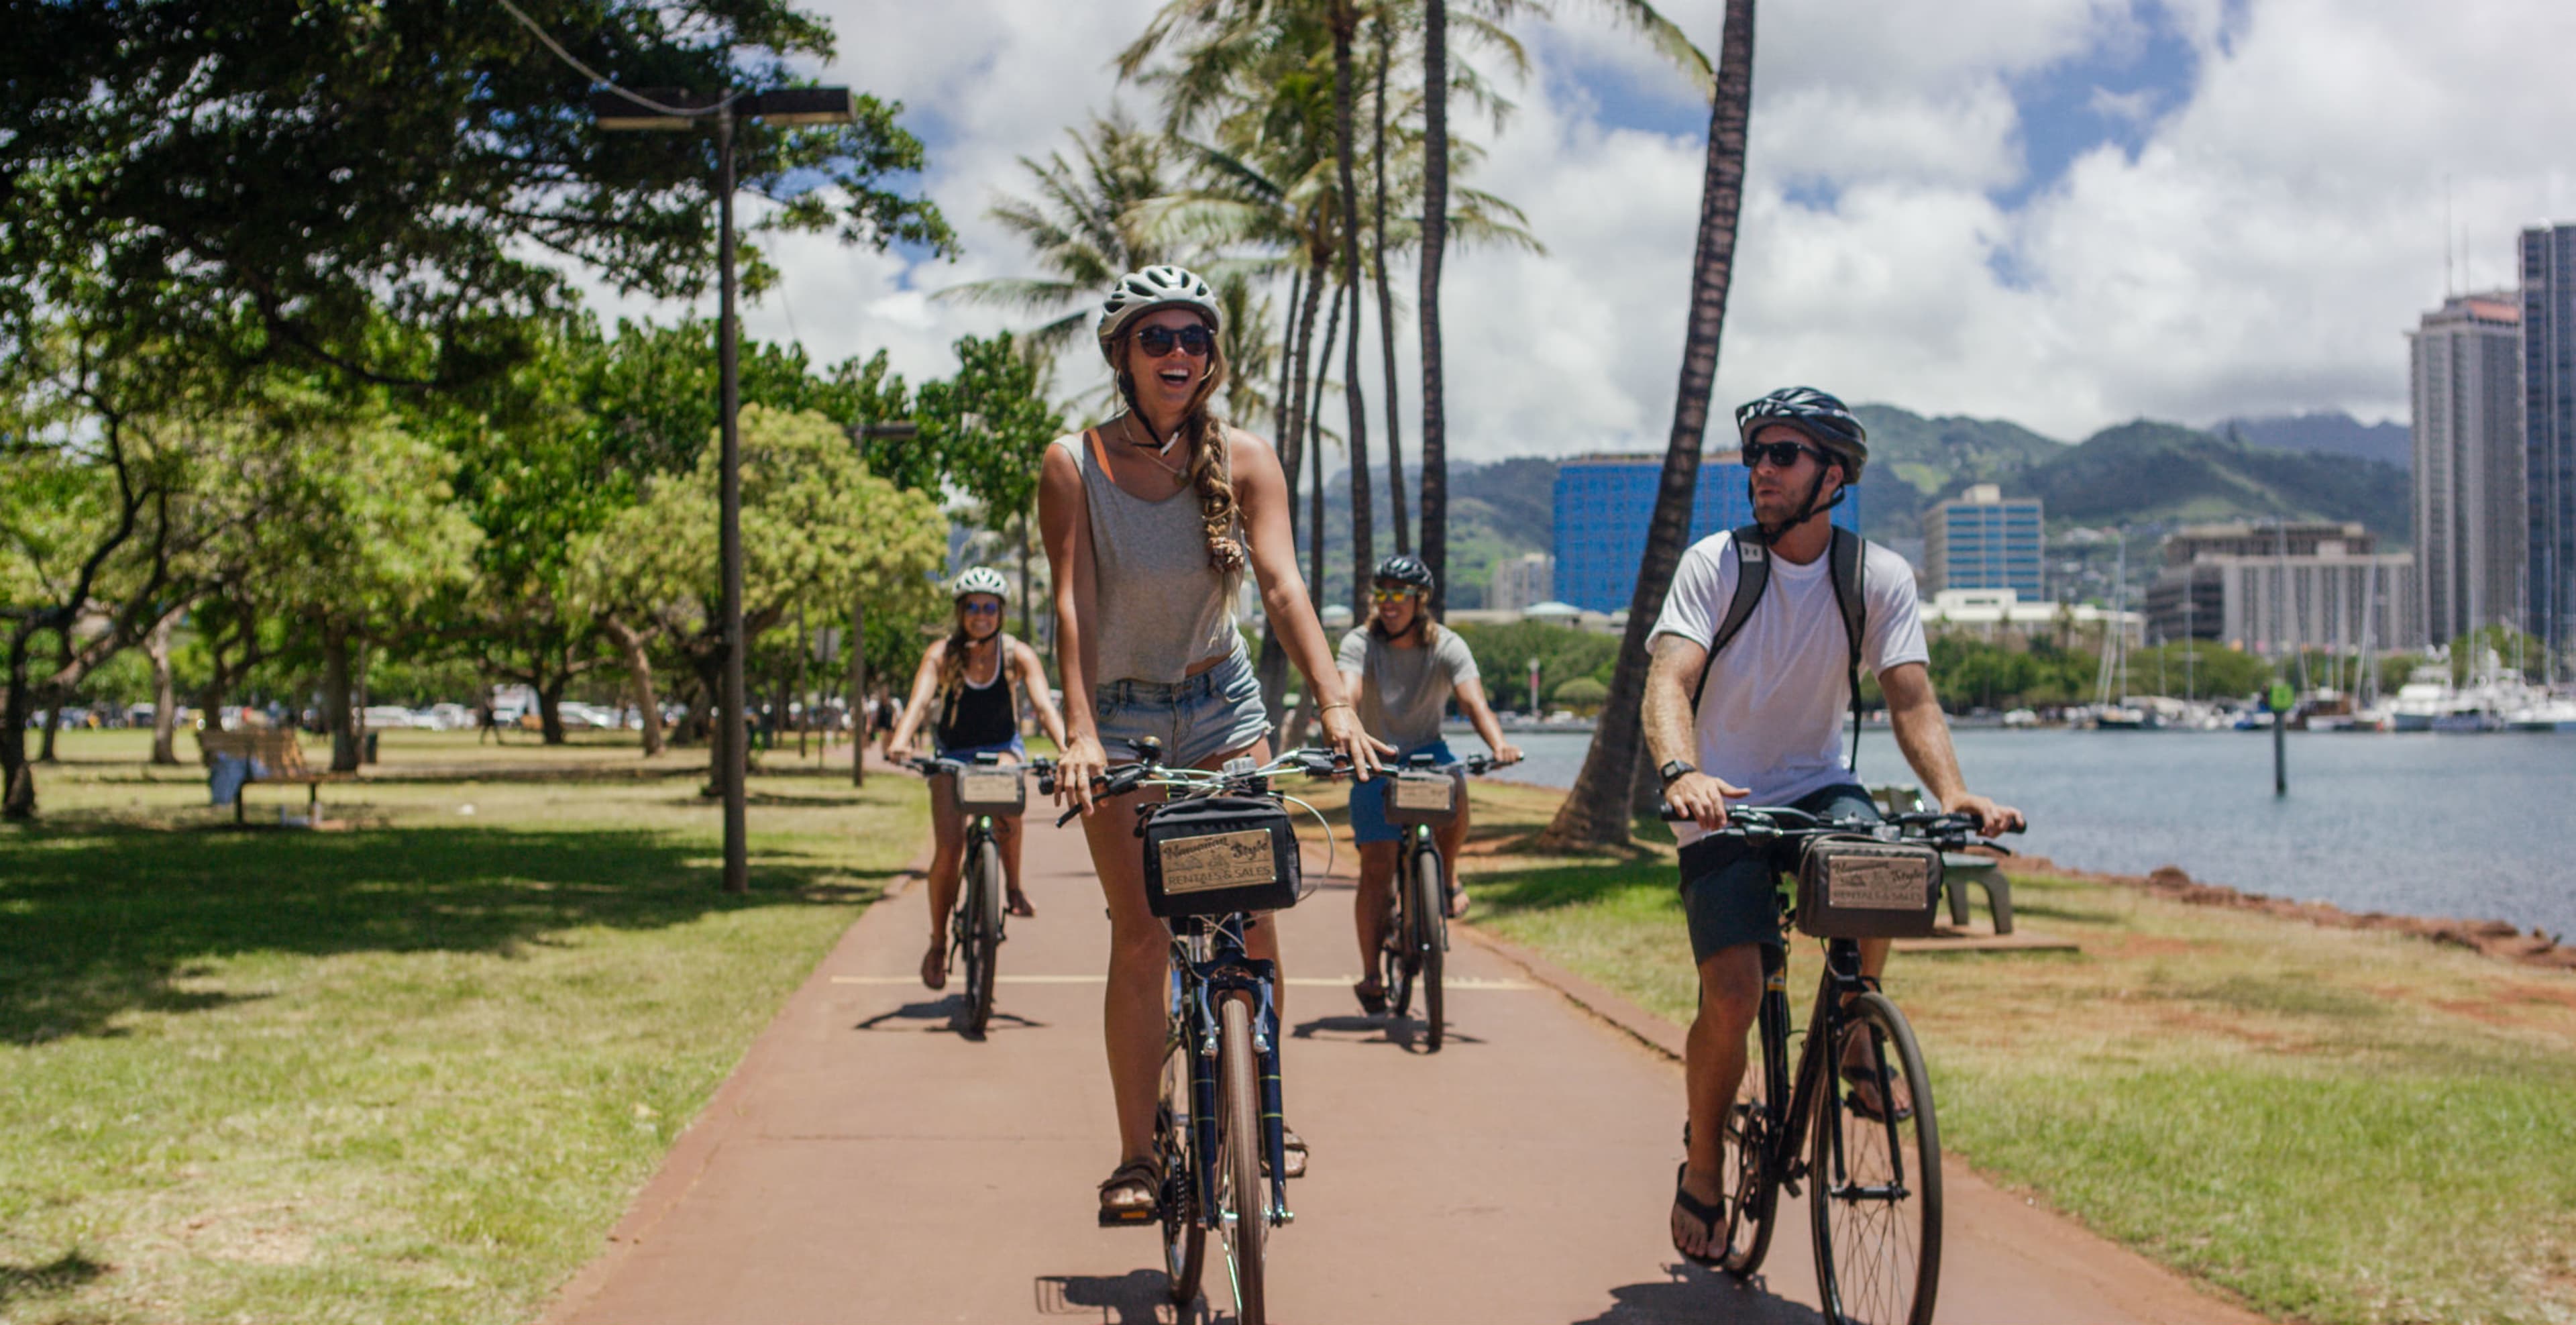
[1373,9,1409,555]
[936,109,1180,363]
[1538,0,1748,850]
[1329,0,1376,617]
[1417,0,1706,616]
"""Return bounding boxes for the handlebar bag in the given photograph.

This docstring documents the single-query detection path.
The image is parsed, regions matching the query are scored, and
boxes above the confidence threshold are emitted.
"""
[951,765,1026,816]
[1793,835,1943,940]
[1139,795,1302,920]
[1383,767,1464,828]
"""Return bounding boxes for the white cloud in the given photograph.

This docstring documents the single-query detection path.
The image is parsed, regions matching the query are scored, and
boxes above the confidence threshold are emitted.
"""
[562,0,2576,456]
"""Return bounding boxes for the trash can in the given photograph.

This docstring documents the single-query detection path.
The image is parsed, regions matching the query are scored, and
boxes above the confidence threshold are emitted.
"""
[364,731,380,764]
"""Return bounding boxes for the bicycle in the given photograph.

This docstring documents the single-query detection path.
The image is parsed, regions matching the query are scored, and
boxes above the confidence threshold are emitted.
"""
[1659,802,2019,1325]
[1373,751,1497,1052]
[1042,737,1347,1325]
[908,752,1031,1037]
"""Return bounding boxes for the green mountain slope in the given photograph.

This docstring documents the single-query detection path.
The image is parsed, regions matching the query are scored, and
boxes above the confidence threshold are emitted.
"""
[2015,421,2411,545]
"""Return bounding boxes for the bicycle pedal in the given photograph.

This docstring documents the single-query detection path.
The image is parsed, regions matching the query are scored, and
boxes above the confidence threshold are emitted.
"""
[1097,1207,1157,1228]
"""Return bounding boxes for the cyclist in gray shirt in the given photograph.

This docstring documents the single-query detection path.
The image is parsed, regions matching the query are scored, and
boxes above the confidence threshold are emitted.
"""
[1337,555,1520,1014]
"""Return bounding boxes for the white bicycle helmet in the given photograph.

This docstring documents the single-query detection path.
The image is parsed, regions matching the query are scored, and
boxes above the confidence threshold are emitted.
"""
[951,566,1009,602]
[1097,265,1223,365]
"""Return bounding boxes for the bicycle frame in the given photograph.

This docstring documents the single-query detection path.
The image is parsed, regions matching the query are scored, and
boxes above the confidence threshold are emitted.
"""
[1752,937,1900,1202]
[1169,912,1291,1230]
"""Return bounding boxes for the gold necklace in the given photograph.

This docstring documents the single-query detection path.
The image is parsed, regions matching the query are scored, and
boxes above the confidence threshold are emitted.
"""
[1122,416,1191,482]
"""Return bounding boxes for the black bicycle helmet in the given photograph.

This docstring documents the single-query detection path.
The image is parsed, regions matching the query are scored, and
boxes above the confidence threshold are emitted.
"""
[1734,385,1868,481]
[1372,553,1435,594]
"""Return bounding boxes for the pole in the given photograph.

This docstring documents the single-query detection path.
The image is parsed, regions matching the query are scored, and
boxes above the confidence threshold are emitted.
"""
[2273,705,2288,795]
[717,108,749,894]
[849,598,867,788]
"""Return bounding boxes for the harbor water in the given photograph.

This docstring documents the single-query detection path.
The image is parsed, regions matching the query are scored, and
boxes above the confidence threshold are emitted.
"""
[1485,727,2576,940]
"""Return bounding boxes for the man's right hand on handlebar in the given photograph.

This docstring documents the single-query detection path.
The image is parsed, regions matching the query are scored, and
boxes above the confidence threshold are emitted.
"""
[1664,770,1748,831]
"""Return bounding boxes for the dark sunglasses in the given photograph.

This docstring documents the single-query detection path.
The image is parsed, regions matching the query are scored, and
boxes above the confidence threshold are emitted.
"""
[960,600,1002,617]
[1741,439,1824,470]
[1135,323,1214,359]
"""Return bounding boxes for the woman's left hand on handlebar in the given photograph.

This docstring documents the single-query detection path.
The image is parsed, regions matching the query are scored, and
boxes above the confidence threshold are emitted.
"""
[1491,741,1524,767]
[1320,705,1395,780]
[1944,792,2024,837]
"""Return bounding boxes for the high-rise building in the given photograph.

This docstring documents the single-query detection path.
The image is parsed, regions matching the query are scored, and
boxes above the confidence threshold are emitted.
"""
[2524,223,2576,671]
[1925,484,2043,596]
[1550,454,1862,614]
[2409,291,2524,646]
[1488,552,1555,613]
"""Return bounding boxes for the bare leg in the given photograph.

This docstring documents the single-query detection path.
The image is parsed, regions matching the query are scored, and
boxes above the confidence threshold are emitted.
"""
[1084,788,1167,1167]
[1677,944,1762,1260]
[1436,802,1469,916]
[1351,841,1398,996]
[1841,936,1909,1114]
[994,810,1033,915]
[920,782,964,989]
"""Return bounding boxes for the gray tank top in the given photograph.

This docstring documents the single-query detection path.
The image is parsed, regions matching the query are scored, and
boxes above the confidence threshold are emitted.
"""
[1056,429,1242,684]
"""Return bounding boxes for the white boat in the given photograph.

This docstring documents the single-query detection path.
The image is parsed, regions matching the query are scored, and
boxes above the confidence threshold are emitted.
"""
[2508,697,2576,732]
[2389,665,2451,732]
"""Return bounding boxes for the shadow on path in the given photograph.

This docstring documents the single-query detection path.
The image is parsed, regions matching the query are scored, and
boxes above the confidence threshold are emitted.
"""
[1034,1269,1205,1324]
[0,824,892,1045]
[1571,1265,1827,1324]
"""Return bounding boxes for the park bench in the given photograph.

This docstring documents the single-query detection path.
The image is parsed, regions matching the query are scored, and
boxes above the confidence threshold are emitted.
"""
[1869,784,2015,935]
[197,728,339,826]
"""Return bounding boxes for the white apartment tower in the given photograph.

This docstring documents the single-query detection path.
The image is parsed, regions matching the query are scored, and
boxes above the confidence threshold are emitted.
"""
[2409,291,2525,645]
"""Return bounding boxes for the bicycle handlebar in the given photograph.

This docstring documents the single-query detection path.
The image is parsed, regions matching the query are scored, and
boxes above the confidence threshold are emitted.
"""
[1653,802,2023,851]
[1038,746,1350,827]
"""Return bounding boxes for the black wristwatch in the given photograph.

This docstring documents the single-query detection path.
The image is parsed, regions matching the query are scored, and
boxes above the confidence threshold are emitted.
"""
[1658,759,1697,787]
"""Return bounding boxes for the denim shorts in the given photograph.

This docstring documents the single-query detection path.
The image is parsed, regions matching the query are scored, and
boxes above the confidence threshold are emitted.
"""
[1093,647,1271,768]
[1346,739,1456,844]
[1676,783,1881,963]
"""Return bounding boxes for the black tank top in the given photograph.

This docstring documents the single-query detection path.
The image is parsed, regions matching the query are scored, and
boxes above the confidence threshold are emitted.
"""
[936,638,1019,751]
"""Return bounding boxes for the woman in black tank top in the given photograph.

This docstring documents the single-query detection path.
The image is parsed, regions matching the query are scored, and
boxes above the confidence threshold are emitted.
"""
[887,570,1070,990]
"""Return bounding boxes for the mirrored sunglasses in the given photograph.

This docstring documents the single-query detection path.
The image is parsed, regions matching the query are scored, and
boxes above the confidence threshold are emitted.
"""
[960,600,1002,617]
[1741,439,1824,470]
[1371,587,1419,604]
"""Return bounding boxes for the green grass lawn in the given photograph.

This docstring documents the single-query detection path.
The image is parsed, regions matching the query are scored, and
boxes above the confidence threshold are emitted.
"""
[1454,780,2576,1325]
[1,729,926,1324]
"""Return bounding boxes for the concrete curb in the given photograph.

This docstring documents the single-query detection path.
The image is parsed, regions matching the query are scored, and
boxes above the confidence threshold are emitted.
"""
[1454,919,1688,1063]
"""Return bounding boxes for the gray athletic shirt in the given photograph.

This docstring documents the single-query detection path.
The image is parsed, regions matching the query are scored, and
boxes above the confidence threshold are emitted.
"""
[1337,627,1480,752]
[1054,430,1242,684]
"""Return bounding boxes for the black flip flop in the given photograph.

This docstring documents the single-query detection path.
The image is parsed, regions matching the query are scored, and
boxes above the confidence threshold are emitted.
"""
[1671,1163,1726,1267]
[1841,1063,1915,1122]
[1352,979,1388,1017]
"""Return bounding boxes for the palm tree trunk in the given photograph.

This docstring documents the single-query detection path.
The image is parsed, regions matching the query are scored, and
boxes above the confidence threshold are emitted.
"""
[1257,265,1320,737]
[1417,0,1450,616]
[1540,0,1757,851]
[1373,11,1409,556]
[1307,276,1345,610]
[1275,265,1305,458]
[1333,1,1374,620]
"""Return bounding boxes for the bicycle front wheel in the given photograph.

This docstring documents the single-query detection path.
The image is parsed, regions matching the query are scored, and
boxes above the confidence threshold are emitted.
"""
[1719,1004,1781,1277]
[1216,993,1267,1324]
[1809,991,1941,1325]
[960,837,1002,1036]
[1158,1035,1205,1305]
[1413,847,1447,1052]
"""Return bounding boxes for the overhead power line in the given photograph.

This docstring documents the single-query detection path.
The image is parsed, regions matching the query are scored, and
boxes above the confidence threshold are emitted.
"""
[492,0,735,118]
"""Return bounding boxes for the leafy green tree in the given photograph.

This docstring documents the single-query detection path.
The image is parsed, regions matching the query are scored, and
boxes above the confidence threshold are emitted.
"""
[918,333,1066,642]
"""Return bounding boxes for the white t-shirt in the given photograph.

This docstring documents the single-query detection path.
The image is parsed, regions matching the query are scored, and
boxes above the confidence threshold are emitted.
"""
[1648,531,1929,845]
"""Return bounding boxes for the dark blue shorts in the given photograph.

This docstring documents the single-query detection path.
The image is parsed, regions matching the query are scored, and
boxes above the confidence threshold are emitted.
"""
[1676,784,1880,963]
[1346,739,1457,845]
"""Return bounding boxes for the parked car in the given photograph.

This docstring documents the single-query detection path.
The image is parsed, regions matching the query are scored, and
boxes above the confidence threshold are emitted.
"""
[362,704,423,729]
[423,702,476,731]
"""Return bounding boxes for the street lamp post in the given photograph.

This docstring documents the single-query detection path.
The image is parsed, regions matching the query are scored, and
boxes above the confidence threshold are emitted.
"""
[592,87,859,894]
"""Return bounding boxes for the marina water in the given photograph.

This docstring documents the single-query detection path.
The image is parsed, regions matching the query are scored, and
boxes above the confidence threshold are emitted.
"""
[1491,727,2576,940]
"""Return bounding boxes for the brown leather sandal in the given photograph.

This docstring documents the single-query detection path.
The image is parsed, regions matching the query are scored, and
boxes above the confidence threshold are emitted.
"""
[1097,1157,1159,1226]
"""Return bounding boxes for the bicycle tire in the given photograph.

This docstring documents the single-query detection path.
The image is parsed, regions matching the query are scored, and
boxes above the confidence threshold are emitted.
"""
[1383,857,1414,1020]
[1217,993,1267,1325]
[1809,991,1941,1325]
[1158,1038,1205,1305]
[961,837,1002,1036]
[1719,998,1782,1277]
[1413,847,1447,1052]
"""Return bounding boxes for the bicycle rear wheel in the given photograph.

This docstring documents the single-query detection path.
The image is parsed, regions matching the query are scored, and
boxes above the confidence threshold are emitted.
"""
[1216,993,1267,1324]
[1413,847,1448,1052]
[1158,1036,1205,1305]
[960,837,1002,1036]
[1810,992,1941,1325]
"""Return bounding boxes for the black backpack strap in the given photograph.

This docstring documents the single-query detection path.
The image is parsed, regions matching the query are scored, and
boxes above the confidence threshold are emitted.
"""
[1827,526,1867,772]
[1689,527,1774,714]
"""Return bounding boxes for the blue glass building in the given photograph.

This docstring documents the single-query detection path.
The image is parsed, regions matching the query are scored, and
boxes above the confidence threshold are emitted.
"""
[1927,486,2045,597]
[1550,455,1862,614]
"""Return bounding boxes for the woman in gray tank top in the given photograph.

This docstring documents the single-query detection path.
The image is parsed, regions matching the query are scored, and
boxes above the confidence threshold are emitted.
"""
[1039,266,1387,1222]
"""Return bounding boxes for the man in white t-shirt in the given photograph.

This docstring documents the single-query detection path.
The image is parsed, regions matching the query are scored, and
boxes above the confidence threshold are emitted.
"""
[1648,386,2023,1265]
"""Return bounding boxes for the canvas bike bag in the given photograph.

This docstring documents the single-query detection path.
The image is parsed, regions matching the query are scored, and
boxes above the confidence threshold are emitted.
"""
[1138,795,1303,920]
[1383,767,1464,828]
[1792,834,1943,939]
[1689,524,1868,772]
[951,763,1027,816]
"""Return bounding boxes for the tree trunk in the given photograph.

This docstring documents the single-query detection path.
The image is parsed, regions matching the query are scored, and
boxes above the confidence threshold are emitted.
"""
[1540,0,1757,851]
[149,609,180,765]
[0,707,31,818]
[1333,2,1374,621]
[1307,278,1344,610]
[1418,0,1450,616]
[323,625,360,773]
[689,650,726,792]
[1274,265,1305,457]
[1017,513,1037,647]
[848,599,867,788]
[1373,12,1409,556]
[535,670,570,745]
[39,702,62,763]
[604,615,665,757]
[1258,266,1326,737]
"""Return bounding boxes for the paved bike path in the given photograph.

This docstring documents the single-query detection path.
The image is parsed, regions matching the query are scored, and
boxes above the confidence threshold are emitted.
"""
[543,805,2268,1324]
